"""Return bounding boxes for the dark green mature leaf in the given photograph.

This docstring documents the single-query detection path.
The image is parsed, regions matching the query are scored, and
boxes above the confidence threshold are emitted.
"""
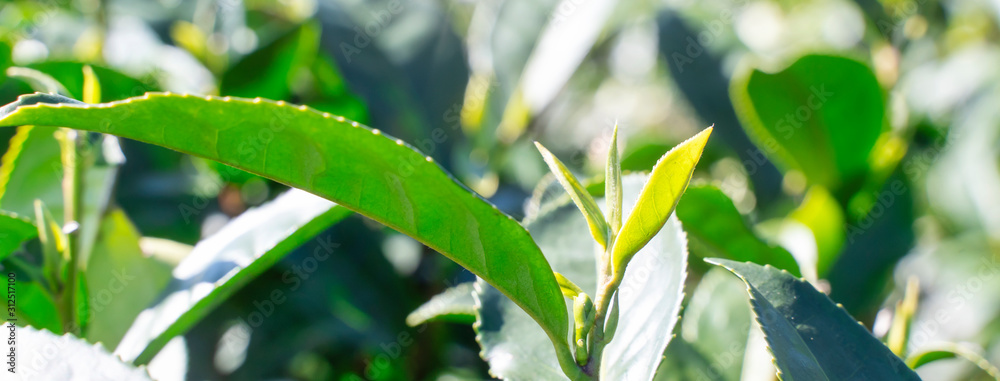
[0,211,36,260]
[13,326,152,381]
[115,190,351,365]
[0,92,571,360]
[707,259,920,381]
[731,54,884,192]
[477,174,687,380]
[676,185,800,276]
[405,282,477,326]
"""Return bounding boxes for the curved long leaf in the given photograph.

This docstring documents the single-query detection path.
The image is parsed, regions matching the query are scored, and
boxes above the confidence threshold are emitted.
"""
[0,92,570,357]
[707,259,920,381]
[115,189,351,365]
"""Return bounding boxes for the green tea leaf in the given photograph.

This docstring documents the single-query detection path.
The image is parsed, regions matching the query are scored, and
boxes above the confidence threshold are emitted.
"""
[220,22,320,101]
[405,282,477,326]
[13,326,152,381]
[0,126,64,218]
[83,209,173,350]
[0,124,123,264]
[34,200,65,288]
[82,65,101,104]
[731,54,884,192]
[27,62,157,101]
[0,92,571,362]
[7,66,70,95]
[707,259,920,381]
[676,184,800,276]
[0,210,37,261]
[535,141,610,249]
[658,267,754,381]
[906,343,1000,379]
[605,124,622,236]
[554,272,584,298]
[477,174,687,380]
[115,190,352,365]
[611,127,710,280]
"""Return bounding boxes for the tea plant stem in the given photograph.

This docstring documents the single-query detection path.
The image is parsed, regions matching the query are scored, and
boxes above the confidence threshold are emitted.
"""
[59,129,85,335]
[586,270,624,380]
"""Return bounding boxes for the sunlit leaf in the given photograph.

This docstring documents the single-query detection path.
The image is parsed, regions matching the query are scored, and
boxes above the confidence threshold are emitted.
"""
[605,124,622,236]
[477,174,687,380]
[0,92,571,363]
[115,190,352,365]
[535,141,611,249]
[611,127,710,280]
[405,282,477,326]
[11,326,152,381]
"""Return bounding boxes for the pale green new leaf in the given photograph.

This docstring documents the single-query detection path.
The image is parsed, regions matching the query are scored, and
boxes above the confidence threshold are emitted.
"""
[477,174,687,380]
[535,141,610,249]
[0,92,570,361]
[605,124,622,235]
[554,272,584,298]
[707,259,920,381]
[611,127,711,280]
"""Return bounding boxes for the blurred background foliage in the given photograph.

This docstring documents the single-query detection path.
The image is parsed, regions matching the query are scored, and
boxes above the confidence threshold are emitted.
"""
[0,0,998,379]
